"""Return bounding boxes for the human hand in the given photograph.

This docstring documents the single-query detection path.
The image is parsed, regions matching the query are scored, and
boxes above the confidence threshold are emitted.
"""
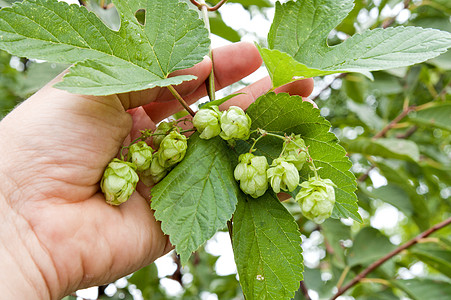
[0,42,313,299]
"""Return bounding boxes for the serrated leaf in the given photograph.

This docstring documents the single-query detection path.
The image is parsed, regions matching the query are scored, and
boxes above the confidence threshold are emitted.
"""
[237,92,361,222]
[347,138,420,162]
[0,0,210,95]
[260,0,451,87]
[233,192,303,300]
[151,134,240,265]
[409,103,451,131]
[257,45,336,88]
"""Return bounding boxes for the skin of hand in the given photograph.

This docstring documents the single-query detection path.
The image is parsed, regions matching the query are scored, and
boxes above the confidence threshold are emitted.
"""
[0,42,313,299]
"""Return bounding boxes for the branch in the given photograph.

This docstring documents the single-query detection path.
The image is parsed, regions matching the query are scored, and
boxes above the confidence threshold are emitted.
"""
[331,216,451,299]
[372,105,416,139]
[300,281,311,300]
[190,0,228,11]
[382,0,412,28]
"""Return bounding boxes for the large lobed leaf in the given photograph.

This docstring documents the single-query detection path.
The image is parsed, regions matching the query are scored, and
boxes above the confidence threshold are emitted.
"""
[0,0,210,95]
[237,92,361,221]
[233,192,303,300]
[151,134,240,265]
[259,0,451,88]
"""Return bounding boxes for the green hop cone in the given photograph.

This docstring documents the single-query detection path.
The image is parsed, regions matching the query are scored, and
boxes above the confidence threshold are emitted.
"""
[100,158,139,206]
[128,141,153,172]
[152,121,174,148]
[193,105,222,139]
[234,153,269,198]
[219,106,251,141]
[158,131,188,168]
[267,157,300,193]
[283,134,308,170]
[140,153,168,186]
[295,177,337,224]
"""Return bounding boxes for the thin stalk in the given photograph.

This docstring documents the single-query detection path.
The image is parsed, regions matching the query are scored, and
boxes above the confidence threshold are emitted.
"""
[331,216,451,299]
[167,85,195,117]
[198,0,216,101]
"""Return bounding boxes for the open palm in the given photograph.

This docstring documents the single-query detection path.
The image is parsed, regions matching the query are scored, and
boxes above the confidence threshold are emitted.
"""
[0,43,313,299]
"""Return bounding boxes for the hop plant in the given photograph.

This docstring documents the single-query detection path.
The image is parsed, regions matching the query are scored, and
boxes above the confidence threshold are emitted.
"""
[128,141,153,172]
[100,158,139,206]
[267,157,300,193]
[140,153,168,186]
[234,153,269,198]
[219,106,252,141]
[158,131,188,168]
[152,121,174,148]
[283,135,308,170]
[295,177,337,224]
[193,105,222,139]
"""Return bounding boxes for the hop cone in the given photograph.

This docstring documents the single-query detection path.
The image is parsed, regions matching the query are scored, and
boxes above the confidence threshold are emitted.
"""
[158,131,188,168]
[152,121,174,148]
[193,106,221,139]
[101,158,139,206]
[283,135,308,170]
[234,153,269,198]
[296,177,336,224]
[128,141,153,172]
[267,157,300,193]
[219,106,251,141]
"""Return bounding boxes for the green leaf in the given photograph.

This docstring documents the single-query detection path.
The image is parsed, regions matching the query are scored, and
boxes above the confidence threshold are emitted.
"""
[238,92,361,222]
[367,184,414,217]
[409,103,451,131]
[85,0,120,31]
[391,278,451,300]
[0,0,210,95]
[347,138,420,162]
[151,134,240,265]
[260,0,451,87]
[347,227,396,267]
[321,218,351,267]
[210,12,241,42]
[410,243,451,278]
[233,192,303,300]
[257,45,336,89]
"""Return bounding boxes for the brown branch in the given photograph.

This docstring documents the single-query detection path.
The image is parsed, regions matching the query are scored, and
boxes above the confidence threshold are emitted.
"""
[396,126,418,139]
[372,105,416,139]
[208,0,228,11]
[382,0,412,28]
[331,216,451,300]
[300,281,311,300]
[190,0,228,11]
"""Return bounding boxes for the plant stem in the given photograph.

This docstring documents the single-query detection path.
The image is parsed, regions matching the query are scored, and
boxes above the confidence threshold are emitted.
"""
[299,281,311,300]
[190,0,228,11]
[227,220,233,246]
[167,85,195,117]
[382,0,412,28]
[331,216,451,300]
[372,105,416,139]
[198,0,216,101]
